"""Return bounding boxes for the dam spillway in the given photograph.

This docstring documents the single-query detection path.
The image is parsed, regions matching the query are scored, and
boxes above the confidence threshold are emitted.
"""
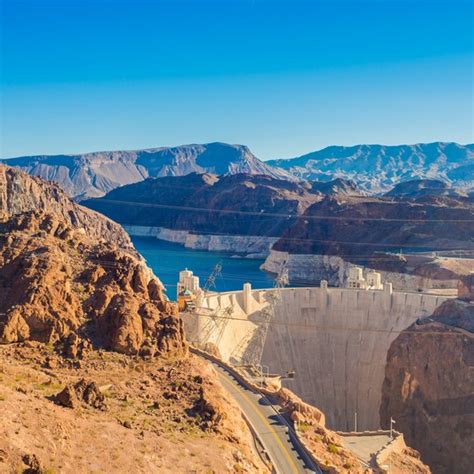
[184,283,452,431]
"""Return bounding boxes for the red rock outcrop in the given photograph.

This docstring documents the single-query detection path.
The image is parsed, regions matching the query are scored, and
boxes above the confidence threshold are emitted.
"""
[380,299,474,473]
[0,165,187,357]
[54,379,106,410]
[458,273,474,301]
[0,164,132,247]
[276,387,326,426]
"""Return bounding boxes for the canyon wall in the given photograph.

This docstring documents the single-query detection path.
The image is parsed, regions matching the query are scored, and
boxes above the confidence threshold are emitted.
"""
[262,249,460,291]
[186,285,451,431]
[124,225,277,257]
[380,299,474,473]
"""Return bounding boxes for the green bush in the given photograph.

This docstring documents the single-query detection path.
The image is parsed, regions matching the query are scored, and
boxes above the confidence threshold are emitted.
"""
[327,443,339,454]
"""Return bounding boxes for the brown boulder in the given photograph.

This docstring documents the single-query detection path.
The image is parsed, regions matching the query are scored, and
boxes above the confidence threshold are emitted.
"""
[63,333,91,359]
[54,379,106,411]
[22,454,44,474]
[193,385,225,431]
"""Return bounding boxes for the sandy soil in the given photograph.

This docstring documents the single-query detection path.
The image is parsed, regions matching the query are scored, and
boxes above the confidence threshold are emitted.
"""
[0,343,268,474]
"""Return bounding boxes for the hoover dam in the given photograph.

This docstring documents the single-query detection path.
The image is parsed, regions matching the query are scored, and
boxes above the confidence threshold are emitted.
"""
[182,271,453,432]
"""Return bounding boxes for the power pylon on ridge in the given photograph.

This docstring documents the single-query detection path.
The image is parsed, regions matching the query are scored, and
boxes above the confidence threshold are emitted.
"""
[203,261,223,293]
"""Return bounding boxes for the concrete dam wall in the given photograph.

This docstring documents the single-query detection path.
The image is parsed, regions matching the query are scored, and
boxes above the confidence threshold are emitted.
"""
[185,284,451,431]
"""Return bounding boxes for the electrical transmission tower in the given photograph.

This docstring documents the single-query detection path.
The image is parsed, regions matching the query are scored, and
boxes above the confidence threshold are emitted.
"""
[203,261,223,293]
[196,260,234,349]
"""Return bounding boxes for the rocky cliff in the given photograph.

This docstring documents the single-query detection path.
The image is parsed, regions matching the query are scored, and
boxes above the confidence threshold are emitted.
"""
[269,142,474,194]
[0,164,132,248]
[2,142,293,200]
[84,173,321,240]
[0,164,186,356]
[380,298,474,473]
[385,179,467,199]
[267,191,474,286]
[273,192,474,257]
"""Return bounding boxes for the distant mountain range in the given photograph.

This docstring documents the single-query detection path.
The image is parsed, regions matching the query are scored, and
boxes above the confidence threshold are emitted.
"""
[268,142,474,193]
[1,142,293,200]
[3,141,473,199]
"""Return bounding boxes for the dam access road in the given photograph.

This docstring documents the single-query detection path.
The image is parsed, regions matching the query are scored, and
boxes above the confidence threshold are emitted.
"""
[204,357,321,474]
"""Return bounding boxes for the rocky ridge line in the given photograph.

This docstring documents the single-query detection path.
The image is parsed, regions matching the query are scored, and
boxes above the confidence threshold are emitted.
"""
[0,164,186,356]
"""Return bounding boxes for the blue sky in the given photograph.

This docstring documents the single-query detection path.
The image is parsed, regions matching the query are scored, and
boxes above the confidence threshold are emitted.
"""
[1,0,473,159]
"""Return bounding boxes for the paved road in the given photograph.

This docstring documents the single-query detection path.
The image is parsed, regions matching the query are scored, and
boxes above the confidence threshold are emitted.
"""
[207,359,321,474]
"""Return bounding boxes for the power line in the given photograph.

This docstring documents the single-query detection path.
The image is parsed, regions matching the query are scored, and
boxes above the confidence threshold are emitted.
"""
[185,309,472,338]
[95,198,474,223]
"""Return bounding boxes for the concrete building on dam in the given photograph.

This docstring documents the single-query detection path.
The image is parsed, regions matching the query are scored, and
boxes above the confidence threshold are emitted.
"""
[180,267,454,432]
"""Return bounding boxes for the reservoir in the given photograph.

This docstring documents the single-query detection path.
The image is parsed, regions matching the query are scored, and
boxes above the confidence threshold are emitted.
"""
[131,236,275,299]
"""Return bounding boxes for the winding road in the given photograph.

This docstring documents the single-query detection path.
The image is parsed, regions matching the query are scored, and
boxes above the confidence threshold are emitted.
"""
[205,357,322,473]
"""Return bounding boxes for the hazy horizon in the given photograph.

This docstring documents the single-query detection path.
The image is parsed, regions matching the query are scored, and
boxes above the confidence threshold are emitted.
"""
[2,139,474,162]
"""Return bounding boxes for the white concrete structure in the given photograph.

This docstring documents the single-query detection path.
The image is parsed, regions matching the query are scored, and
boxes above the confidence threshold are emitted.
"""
[243,282,252,314]
[347,267,383,290]
[184,283,452,431]
[366,270,383,290]
[348,267,367,289]
[177,269,200,295]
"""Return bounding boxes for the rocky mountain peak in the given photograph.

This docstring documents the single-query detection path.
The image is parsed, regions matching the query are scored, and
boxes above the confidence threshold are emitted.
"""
[0,165,186,356]
[269,142,474,193]
[2,142,294,200]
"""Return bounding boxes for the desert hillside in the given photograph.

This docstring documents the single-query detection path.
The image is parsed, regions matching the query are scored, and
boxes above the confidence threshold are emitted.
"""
[84,173,321,238]
[273,192,474,257]
[0,343,266,473]
[0,164,267,472]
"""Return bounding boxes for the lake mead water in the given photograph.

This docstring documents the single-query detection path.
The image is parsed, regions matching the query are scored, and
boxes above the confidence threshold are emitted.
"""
[131,236,275,300]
